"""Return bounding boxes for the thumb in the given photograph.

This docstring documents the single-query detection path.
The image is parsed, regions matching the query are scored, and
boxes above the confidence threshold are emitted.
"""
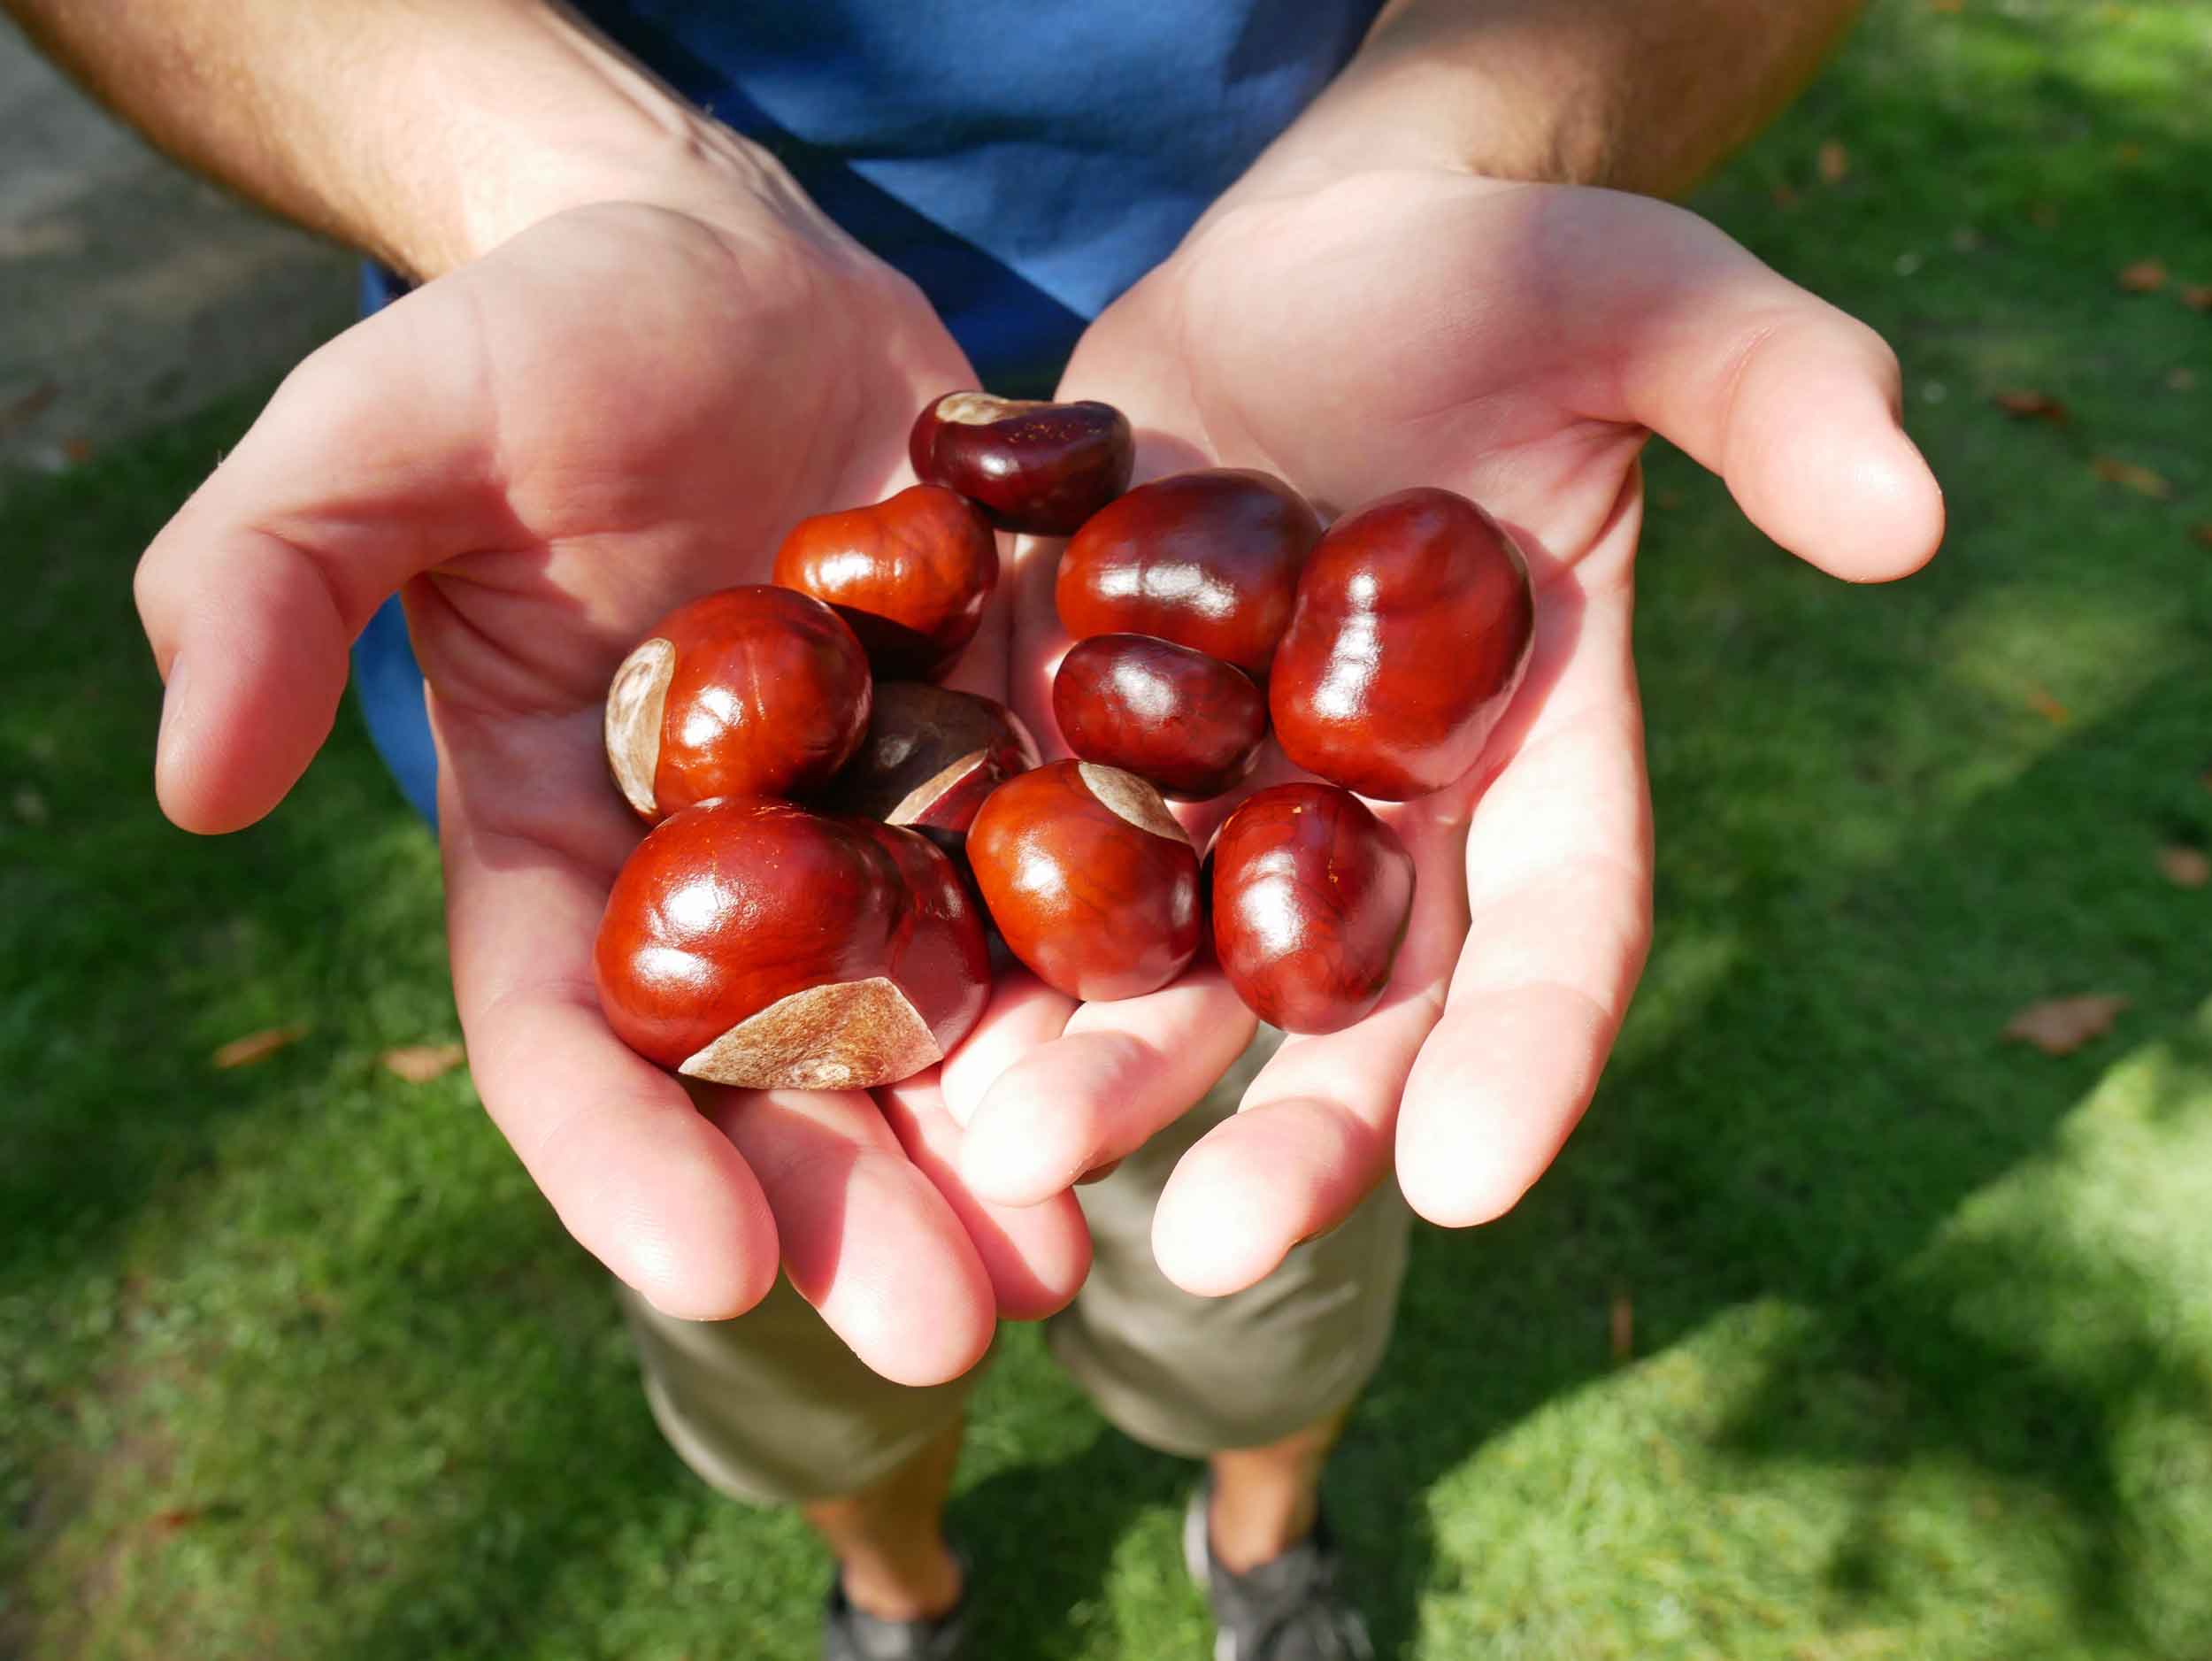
[1591,193,1945,582]
[133,281,507,833]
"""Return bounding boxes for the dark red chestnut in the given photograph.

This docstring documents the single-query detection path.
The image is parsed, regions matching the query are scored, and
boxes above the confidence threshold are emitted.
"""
[965,760,1201,1002]
[909,392,1133,535]
[1209,784,1415,1034]
[1270,488,1535,801]
[819,681,1040,834]
[772,484,997,681]
[1055,469,1323,678]
[594,798,988,1089]
[603,584,872,822]
[1052,634,1266,801]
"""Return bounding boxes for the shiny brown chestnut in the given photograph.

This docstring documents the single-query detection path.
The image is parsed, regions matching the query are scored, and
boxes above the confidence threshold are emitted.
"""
[1055,469,1324,678]
[772,484,997,682]
[1209,784,1415,1034]
[603,584,872,822]
[965,759,1202,1002]
[909,392,1134,535]
[594,797,989,1089]
[1052,634,1266,801]
[819,681,1040,834]
[1271,488,1535,801]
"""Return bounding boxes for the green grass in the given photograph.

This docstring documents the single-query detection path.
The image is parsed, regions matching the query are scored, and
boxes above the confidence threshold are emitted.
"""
[6,1,2212,1655]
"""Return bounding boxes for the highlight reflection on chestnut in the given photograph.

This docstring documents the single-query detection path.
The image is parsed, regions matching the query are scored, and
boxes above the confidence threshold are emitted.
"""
[909,392,1133,534]
[1270,488,1535,801]
[1052,634,1266,801]
[1210,783,1415,1034]
[594,798,988,1090]
[772,484,996,681]
[819,681,1039,834]
[1055,468,1324,677]
[603,584,871,822]
[965,759,1201,1002]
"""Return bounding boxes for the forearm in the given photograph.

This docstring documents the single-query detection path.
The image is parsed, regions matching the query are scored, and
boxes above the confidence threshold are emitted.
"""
[1231,0,1863,203]
[3,0,800,278]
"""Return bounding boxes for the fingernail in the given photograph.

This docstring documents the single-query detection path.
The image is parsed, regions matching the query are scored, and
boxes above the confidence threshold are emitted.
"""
[157,654,188,753]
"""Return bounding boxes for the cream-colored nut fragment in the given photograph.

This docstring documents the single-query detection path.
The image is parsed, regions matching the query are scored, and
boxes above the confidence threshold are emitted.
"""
[934,391,1037,425]
[679,977,940,1090]
[604,637,675,819]
[1078,762,1189,845]
[887,749,987,826]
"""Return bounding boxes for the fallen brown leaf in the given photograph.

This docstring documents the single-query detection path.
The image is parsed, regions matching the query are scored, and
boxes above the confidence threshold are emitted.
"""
[1771,182,1800,210]
[1992,389,2069,424]
[2169,367,2200,392]
[2092,456,2173,498]
[212,1024,310,1069]
[1817,141,1851,185]
[2029,202,2061,231]
[2182,285,2212,313]
[2157,846,2211,888]
[150,1507,204,1534]
[1609,1289,1634,1365]
[2024,685,2071,726]
[2004,995,2128,1057]
[2118,259,2168,294]
[1928,0,1963,12]
[381,1042,466,1084]
[0,379,59,437]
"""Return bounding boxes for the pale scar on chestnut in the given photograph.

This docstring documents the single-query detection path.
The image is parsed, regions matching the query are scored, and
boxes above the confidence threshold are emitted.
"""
[1078,762,1189,845]
[933,391,1041,425]
[678,977,940,1090]
[604,637,675,818]
[887,749,989,825]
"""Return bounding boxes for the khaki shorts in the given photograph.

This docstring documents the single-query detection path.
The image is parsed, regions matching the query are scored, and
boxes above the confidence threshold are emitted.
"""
[618,1034,1411,1504]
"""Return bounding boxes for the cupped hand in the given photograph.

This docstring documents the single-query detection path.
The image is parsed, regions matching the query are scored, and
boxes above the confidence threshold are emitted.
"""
[134,200,1089,1381]
[952,170,1943,1292]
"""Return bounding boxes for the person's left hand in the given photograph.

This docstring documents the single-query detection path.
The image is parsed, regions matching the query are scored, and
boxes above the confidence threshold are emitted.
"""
[933,169,1943,1292]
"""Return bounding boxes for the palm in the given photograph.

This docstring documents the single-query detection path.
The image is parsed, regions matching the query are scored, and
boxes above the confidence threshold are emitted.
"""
[137,204,1083,1381]
[956,172,1944,1294]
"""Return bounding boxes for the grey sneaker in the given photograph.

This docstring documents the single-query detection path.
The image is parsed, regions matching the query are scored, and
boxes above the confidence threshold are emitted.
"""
[820,1554,969,1661]
[1183,1483,1375,1661]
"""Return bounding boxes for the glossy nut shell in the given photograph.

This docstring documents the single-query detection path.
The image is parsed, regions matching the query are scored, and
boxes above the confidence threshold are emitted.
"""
[594,798,988,1089]
[819,681,1041,834]
[965,759,1201,1002]
[1270,488,1535,801]
[603,585,872,822]
[1051,634,1266,801]
[1055,468,1323,677]
[771,484,997,682]
[1209,783,1415,1034]
[909,391,1134,535]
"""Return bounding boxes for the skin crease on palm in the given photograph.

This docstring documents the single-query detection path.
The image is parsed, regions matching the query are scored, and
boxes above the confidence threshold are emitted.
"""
[133,170,1941,1388]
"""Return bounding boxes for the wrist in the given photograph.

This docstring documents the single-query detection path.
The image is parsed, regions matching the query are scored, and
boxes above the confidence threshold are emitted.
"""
[333,4,848,278]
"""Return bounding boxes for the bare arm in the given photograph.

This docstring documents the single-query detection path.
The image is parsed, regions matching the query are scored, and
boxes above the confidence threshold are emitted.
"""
[0,0,799,277]
[1227,0,1864,204]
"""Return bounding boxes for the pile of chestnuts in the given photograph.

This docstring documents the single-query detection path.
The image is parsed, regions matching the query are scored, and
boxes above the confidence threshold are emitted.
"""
[593,390,1536,1094]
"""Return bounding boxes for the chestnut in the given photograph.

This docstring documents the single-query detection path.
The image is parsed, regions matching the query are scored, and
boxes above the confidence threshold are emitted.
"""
[603,584,872,822]
[1055,469,1323,678]
[909,391,1133,535]
[1270,488,1535,801]
[594,798,988,1089]
[771,484,997,682]
[819,681,1040,834]
[1051,634,1266,801]
[1209,784,1415,1034]
[965,759,1201,1002]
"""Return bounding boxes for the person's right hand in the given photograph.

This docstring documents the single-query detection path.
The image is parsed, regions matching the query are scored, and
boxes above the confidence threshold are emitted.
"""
[133,198,1092,1384]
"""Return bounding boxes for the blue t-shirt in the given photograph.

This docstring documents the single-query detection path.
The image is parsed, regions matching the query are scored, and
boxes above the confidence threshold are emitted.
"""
[354,0,1382,820]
